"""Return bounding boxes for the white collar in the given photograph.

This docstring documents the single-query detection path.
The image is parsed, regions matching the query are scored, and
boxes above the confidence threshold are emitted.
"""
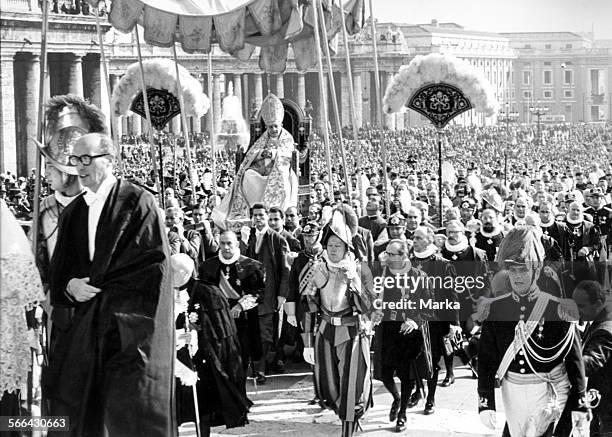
[445,235,469,253]
[540,218,555,228]
[566,215,583,225]
[255,225,269,236]
[413,244,437,259]
[55,190,82,207]
[219,250,240,265]
[479,225,502,238]
[83,175,116,206]
[323,250,355,269]
[513,212,526,222]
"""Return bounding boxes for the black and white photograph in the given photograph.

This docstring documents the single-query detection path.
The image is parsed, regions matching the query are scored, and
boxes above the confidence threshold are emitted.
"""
[1,0,611,436]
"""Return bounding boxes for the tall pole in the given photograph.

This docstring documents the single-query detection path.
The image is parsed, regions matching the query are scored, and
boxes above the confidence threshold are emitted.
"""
[94,6,122,175]
[368,0,391,217]
[316,0,351,198]
[339,0,362,197]
[207,51,218,206]
[310,0,334,191]
[437,129,443,228]
[172,43,197,206]
[134,27,162,205]
[31,0,49,253]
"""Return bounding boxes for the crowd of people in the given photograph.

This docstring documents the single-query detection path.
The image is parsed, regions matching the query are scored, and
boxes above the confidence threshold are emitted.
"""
[1,92,611,437]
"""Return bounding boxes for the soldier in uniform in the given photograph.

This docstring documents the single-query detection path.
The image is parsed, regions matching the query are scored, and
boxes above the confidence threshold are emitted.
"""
[477,227,590,437]
[301,206,374,437]
[583,187,612,254]
[372,239,433,430]
[410,226,460,414]
[374,213,409,261]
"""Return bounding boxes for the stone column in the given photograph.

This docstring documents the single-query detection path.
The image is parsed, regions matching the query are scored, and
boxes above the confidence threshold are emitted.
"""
[395,112,404,130]
[275,74,284,98]
[253,73,263,109]
[121,115,128,138]
[67,54,83,97]
[353,72,363,129]
[233,73,243,112]
[87,56,102,107]
[297,72,306,110]
[22,54,40,174]
[0,53,16,173]
[132,115,141,135]
[242,73,249,119]
[340,72,352,128]
[382,72,395,130]
[213,74,222,134]
[110,75,122,138]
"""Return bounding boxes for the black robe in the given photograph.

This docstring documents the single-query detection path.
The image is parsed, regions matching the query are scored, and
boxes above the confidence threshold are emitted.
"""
[47,179,174,437]
[177,281,253,428]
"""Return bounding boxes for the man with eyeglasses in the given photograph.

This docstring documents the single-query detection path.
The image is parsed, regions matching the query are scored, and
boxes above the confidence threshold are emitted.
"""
[371,239,433,431]
[48,133,174,436]
[440,219,490,387]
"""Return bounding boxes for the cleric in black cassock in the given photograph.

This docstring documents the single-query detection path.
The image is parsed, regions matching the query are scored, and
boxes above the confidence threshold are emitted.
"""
[47,133,175,437]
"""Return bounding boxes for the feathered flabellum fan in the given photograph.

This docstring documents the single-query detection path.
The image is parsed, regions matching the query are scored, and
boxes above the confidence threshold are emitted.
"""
[322,203,359,249]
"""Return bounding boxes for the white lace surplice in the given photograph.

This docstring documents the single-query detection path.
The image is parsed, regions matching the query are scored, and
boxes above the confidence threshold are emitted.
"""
[1,200,45,396]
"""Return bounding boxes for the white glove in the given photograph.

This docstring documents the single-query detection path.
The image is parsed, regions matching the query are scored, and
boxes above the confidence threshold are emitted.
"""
[303,347,315,365]
[240,225,251,245]
[571,411,591,436]
[175,360,198,386]
[479,410,496,430]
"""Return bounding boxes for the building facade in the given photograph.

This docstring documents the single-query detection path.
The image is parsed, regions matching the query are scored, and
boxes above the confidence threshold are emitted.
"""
[2,0,611,174]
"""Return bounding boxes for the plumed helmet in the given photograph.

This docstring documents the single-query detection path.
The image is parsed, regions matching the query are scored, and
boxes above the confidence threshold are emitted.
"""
[259,92,284,125]
[495,227,545,268]
[322,204,358,249]
[36,95,108,175]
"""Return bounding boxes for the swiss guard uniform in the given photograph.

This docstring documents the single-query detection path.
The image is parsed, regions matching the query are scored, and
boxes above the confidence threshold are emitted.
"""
[302,206,374,437]
[476,227,589,437]
[584,187,612,251]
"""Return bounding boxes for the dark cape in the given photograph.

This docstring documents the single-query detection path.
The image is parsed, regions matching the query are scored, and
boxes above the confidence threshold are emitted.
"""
[47,179,175,437]
[177,281,252,428]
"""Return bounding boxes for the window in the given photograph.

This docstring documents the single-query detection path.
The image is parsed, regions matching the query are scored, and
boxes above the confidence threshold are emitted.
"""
[565,104,572,112]
[523,90,532,99]
[545,44,552,49]
[564,90,573,99]
[565,44,573,49]
[524,44,532,49]
[523,70,531,85]
[543,70,553,85]
[543,90,553,99]
[564,70,573,85]
[544,62,552,66]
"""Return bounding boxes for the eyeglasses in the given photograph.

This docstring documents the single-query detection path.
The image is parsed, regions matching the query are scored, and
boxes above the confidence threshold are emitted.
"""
[68,153,110,166]
[385,251,404,257]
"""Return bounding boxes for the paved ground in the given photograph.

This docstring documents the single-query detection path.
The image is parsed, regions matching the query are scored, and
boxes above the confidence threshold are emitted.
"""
[179,358,507,437]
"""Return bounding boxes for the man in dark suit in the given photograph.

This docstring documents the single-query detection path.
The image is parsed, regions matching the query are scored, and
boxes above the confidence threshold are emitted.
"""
[574,280,612,436]
[268,206,301,253]
[358,195,386,241]
[243,203,290,383]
